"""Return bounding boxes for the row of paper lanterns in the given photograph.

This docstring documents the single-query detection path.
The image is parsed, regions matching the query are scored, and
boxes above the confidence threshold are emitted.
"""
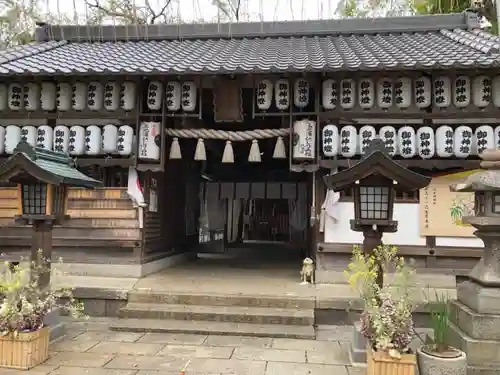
[0,124,134,156]
[0,81,199,113]
[0,82,137,112]
[256,75,500,111]
[321,124,499,159]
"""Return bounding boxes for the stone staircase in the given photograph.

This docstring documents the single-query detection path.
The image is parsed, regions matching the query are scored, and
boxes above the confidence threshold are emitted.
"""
[110,290,316,339]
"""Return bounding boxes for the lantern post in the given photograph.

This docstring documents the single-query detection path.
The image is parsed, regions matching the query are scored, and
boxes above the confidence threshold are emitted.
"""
[323,139,431,364]
[323,139,431,284]
[0,141,102,290]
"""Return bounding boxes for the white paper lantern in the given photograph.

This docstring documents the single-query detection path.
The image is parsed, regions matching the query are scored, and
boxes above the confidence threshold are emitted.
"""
[495,125,500,149]
[138,122,160,160]
[0,127,5,154]
[358,79,374,109]
[453,76,471,108]
[147,81,163,111]
[103,82,120,111]
[377,78,393,109]
[0,84,7,111]
[453,125,473,158]
[274,79,290,111]
[293,79,309,108]
[23,83,40,111]
[433,76,451,108]
[36,125,53,150]
[85,125,102,155]
[397,126,416,158]
[68,125,85,155]
[8,83,23,111]
[414,76,431,108]
[322,124,338,157]
[181,81,197,112]
[120,81,136,111]
[359,125,376,154]
[87,82,103,111]
[40,82,56,111]
[394,77,412,109]
[255,79,272,111]
[322,79,337,110]
[20,125,36,147]
[416,126,435,159]
[53,125,70,154]
[163,81,181,112]
[339,125,357,158]
[292,120,315,160]
[475,125,494,154]
[117,125,134,156]
[102,124,118,154]
[56,83,72,111]
[435,126,454,158]
[472,76,492,108]
[72,82,87,111]
[340,79,355,110]
[379,126,397,156]
[5,125,20,154]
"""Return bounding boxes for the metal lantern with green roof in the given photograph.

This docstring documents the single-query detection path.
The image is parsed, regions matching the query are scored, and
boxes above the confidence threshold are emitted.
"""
[0,141,102,288]
[0,141,102,223]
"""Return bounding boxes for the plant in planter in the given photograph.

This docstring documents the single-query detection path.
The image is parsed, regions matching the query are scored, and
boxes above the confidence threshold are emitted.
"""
[0,250,85,370]
[345,245,418,375]
[416,290,466,375]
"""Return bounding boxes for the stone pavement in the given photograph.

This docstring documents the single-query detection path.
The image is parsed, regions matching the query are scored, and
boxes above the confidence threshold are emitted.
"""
[3,318,365,375]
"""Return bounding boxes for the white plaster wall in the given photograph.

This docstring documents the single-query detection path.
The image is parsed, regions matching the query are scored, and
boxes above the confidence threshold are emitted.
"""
[324,202,483,248]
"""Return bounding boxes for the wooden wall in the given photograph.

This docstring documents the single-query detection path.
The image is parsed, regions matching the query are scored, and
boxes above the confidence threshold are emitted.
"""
[0,187,142,263]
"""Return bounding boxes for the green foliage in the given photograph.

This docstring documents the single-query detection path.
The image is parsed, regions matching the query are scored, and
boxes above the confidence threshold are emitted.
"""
[0,249,86,335]
[424,289,453,353]
[345,245,417,358]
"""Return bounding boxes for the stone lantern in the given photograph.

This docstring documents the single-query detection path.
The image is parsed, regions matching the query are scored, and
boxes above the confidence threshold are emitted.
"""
[449,149,500,374]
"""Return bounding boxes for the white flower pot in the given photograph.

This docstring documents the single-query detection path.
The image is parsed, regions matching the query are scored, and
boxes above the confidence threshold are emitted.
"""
[417,346,466,375]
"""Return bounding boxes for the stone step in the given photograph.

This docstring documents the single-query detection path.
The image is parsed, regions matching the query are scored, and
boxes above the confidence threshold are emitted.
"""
[448,321,500,367]
[119,302,314,326]
[109,318,315,339]
[128,290,315,309]
[450,300,500,341]
[467,365,500,375]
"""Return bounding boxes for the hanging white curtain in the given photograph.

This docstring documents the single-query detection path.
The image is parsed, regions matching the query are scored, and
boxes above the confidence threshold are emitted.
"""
[226,199,242,243]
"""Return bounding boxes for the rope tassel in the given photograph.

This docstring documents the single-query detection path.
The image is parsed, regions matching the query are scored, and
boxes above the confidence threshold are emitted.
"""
[222,140,234,163]
[273,136,286,159]
[248,139,261,162]
[194,138,206,161]
[169,137,182,159]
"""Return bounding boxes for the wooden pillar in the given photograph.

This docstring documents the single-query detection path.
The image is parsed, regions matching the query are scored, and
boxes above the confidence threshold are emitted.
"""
[31,220,53,290]
[362,228,384,289]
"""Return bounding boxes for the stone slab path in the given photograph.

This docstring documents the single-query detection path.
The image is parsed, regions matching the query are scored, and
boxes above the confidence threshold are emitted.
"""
[2,318,365,375]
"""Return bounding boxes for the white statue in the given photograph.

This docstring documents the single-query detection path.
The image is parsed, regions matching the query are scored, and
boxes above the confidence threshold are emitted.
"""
[300,257,315,284]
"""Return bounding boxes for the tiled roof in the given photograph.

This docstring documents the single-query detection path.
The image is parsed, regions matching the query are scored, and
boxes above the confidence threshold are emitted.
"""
[1,13,500,75]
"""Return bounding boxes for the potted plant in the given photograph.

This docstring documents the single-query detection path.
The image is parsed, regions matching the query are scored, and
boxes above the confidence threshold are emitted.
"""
[0,250,85,370]
[416,290,466,375]
[345,245,418,375]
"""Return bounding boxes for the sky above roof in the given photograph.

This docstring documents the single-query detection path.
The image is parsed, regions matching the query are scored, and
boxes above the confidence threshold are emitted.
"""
[43,0,343,24]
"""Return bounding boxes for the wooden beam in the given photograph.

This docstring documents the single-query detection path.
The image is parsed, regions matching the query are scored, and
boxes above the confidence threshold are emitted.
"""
[317,242,483,258]
[319,158,480,170]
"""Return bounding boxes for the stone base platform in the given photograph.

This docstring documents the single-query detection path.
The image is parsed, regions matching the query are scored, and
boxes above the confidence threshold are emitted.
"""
[448,281,500,375]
